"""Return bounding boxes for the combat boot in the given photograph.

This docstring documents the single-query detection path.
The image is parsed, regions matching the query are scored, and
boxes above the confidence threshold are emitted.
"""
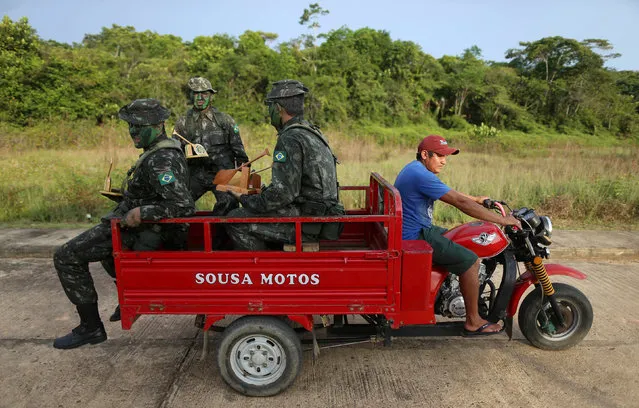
[109,278,121,322]
[53,303,107,349]
[109,305,121,322]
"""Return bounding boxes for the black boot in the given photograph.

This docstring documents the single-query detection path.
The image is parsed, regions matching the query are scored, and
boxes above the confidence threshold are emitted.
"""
[109,305,121,322]
[109,279,121,322]
[53,304,107,349]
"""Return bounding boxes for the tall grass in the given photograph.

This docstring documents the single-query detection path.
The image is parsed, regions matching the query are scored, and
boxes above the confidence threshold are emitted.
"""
[1,122,637,229]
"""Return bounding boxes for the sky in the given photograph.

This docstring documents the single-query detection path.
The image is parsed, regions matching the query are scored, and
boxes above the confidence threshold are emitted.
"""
[2,0,638,70]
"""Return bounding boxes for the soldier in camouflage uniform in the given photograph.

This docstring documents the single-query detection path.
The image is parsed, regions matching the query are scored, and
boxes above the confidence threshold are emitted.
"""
[226,80,344,250]
[52,99,195,349]
[174,77,249,214]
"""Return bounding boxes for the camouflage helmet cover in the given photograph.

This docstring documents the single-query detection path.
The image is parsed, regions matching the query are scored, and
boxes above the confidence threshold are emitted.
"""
[118,98,170,125]
[265,79,309,103]
[187,77,217,94]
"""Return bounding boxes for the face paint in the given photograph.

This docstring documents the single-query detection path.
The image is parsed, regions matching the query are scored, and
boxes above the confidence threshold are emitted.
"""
[268,102,282,130]
[129,124,161,148]
[193,91,211,110]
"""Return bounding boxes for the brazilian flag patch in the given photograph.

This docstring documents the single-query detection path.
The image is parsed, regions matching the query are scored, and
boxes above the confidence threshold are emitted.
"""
[158,171,175,185]
[274,151,287,163]
[233,124,240,134]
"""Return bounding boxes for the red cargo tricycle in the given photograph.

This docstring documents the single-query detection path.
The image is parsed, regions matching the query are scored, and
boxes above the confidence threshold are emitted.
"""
[112,172,593,396]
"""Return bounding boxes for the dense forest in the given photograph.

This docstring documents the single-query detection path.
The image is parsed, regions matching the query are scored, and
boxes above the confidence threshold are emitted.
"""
[1,10,638,139]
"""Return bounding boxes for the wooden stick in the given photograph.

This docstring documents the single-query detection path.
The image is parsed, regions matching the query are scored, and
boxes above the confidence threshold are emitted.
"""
[103,158,113,191]
[251,165,272,174]
[235,148,270,170]
[171,131,196,147]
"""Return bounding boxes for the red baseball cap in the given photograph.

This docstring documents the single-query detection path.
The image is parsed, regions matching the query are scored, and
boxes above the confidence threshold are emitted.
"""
[417,135,460,156]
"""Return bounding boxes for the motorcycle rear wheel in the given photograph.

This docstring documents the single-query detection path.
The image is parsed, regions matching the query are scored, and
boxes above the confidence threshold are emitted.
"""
[518,283,593,350]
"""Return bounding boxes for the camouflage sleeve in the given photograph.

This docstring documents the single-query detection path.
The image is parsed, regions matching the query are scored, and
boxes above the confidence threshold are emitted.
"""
[173,116,188,147]
[139,149,196,220]
[226,115,249,165]
[240,134,301,213]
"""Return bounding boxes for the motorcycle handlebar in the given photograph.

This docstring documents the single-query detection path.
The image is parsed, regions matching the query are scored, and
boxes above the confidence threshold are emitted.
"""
[482,199,507,217]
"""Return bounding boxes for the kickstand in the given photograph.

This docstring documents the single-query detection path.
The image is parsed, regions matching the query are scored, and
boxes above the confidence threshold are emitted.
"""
[504,317,513,341]
[311,329,320,364]
[200,328,209,361]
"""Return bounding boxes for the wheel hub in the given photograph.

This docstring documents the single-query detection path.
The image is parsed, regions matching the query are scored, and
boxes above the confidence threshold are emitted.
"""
[538,301,579,339]
[230,335,286,385]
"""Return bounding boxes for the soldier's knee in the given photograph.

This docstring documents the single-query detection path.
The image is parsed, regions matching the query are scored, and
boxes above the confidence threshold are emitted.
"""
[54,243,84,270]
[53,245,71,268]
[212,193,239,216]
[226,207,244,218]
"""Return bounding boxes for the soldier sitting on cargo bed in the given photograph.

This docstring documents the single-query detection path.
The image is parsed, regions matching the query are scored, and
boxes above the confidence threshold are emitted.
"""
[52,99,195,349]
[225,80,344,250]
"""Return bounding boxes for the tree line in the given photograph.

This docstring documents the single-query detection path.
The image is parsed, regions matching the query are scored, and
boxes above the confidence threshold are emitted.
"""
[1,14,638,139]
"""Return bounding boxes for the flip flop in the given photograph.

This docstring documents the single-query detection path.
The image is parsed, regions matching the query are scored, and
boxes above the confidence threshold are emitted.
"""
[462,322,504,337]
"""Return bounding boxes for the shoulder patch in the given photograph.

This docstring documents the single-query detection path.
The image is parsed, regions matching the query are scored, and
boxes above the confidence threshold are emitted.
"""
[233,124,239,134]
[158,171,176,185]
[274,150,287,163]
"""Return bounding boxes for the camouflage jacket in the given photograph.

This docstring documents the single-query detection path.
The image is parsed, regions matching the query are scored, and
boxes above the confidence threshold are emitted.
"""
[174,107,248,174]
[240,116,339,214]
[107,135,196,221]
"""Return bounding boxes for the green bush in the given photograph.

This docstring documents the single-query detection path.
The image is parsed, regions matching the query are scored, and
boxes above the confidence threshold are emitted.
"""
[467,122,501,140]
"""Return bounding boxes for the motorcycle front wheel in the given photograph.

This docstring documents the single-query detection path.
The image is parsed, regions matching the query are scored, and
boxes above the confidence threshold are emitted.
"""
[518,283,593,350]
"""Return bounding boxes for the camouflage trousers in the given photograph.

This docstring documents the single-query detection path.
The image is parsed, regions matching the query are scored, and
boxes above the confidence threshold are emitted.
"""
[189,168,239,216]
[53,222,162,305]
[226,206,299,250]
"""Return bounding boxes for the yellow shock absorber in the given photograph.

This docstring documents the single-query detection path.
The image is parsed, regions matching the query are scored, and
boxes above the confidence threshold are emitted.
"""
[530,256,555,296]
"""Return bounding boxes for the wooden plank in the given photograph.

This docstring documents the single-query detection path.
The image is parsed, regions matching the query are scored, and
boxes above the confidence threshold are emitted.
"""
[283,242,320,252]
[215,184,260,195]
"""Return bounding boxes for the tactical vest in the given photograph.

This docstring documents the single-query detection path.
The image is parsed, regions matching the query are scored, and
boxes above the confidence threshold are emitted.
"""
[211,109,232,136]
[282,123,344,241]
[121,138,183,194]
[184,108,232,143]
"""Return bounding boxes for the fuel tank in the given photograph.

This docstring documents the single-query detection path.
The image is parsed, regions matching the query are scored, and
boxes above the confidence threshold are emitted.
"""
[443,221,509,258]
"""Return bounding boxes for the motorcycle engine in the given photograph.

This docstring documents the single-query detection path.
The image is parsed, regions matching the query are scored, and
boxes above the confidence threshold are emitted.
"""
[439,277,466,317]
[437,263,488,318]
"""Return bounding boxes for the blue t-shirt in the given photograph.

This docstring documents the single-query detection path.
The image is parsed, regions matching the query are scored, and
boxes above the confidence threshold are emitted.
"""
[394,160,451,240]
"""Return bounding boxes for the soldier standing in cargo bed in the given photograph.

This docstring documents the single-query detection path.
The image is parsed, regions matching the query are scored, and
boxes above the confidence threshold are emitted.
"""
[52,99,195,349]
[226,79,344,250]
[174,77,249,215]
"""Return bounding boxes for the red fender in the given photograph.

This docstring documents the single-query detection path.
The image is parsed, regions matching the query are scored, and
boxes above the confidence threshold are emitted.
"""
[507,264,587,317]
[200,315,312,332]
[203,315,225,331]
[288,315,314,331]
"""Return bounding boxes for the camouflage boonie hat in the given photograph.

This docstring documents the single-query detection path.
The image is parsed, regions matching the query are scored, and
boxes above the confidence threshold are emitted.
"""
[118,99,170,125]
[188,77,217,94]
[265,79,309,103]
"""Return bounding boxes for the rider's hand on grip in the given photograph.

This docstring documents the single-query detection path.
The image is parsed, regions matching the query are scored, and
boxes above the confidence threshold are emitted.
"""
[505,225,518,235]
[503,214,523,232]
[482,199,494,209]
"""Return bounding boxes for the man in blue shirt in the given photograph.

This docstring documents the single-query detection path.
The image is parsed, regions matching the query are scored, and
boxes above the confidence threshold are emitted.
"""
[395,135,521,335]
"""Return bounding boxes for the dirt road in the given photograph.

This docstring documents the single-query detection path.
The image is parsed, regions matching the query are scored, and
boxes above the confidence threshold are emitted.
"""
[1,258,638,408]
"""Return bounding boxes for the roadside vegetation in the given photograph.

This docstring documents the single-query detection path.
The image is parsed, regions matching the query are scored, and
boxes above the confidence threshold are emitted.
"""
[2,122,637,229]
[1,5,637,229]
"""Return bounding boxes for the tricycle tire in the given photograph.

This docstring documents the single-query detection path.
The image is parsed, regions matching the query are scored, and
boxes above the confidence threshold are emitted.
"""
[216,316,302,397]
[518,283,593,350]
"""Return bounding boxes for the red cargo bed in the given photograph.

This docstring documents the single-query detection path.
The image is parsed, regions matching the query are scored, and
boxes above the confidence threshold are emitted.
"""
[112,172,437,330]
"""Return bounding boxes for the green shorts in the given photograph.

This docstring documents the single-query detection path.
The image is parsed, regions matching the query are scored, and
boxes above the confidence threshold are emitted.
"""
[419,225,477,276]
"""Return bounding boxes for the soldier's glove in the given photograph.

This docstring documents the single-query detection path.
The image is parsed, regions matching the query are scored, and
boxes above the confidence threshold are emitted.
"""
[121,207,142,228]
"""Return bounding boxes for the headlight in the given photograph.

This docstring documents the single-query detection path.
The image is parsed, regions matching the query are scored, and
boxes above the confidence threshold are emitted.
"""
[536,216,553,246]
[541,216,552,234]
